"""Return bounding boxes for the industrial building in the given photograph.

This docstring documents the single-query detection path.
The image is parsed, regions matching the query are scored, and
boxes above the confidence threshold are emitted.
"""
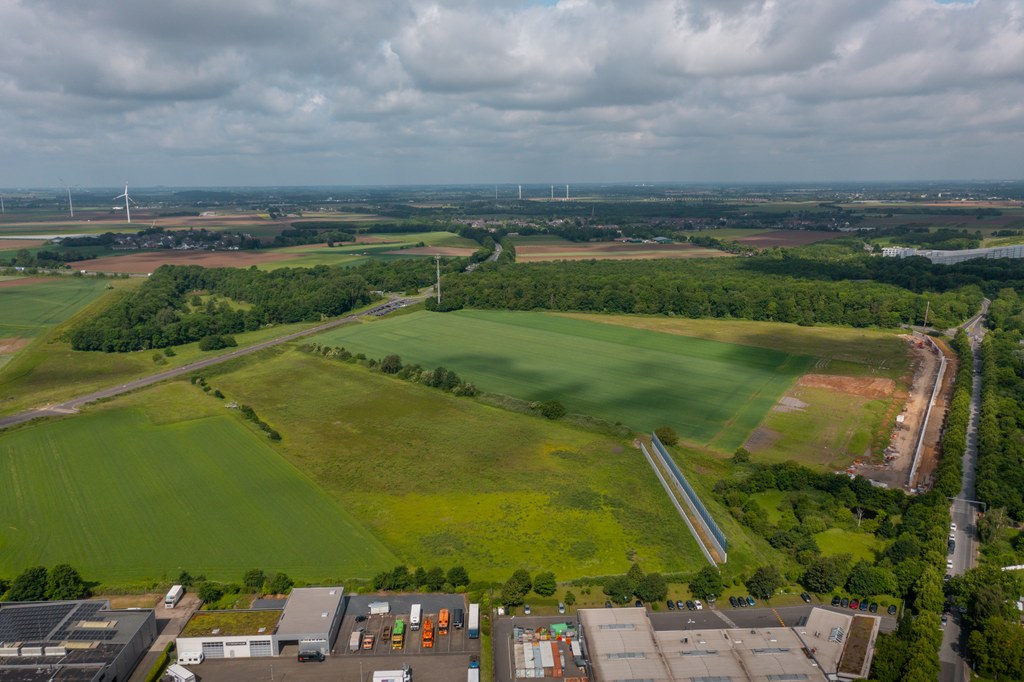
[882,243,1024,264]
[0,599,157,682]
[576,607,879,682]
[176,586,344,660]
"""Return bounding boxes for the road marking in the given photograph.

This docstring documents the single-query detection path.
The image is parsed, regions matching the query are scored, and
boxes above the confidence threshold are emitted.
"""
[772,608,785,626]
[710,609,737,629]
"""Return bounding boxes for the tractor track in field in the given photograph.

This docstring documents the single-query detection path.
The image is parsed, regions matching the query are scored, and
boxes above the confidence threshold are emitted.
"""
[0,297,420,431]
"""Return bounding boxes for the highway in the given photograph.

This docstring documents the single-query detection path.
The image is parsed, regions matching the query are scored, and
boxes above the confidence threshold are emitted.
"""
[0,297,418,431]
[939,298,988,682]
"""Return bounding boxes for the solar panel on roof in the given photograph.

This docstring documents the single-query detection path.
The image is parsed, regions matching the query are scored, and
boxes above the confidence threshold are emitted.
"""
[65,630,117,641]
[0,603,76,642]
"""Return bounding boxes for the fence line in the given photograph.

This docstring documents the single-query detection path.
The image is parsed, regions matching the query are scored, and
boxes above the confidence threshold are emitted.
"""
[639,442,716,566]
[651,433,728,562]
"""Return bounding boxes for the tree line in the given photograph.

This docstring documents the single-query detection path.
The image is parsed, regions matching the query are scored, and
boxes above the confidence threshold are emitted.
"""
[1,564,89,601]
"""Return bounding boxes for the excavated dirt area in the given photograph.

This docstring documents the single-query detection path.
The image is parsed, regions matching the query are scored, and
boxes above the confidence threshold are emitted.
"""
[797,374,896,399]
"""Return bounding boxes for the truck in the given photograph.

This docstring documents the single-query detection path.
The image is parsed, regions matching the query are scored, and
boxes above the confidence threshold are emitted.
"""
[438,608,450,635]
[165,664,196,682]
[453,607,465,629]
[349,631,362,652]
[369,601,390,615]
[467,670,480,682]
[571,640,584,667]
[372,667,412,682]
[362,632,376,650]
[391,619,405,650]
[410,603,422,631]
[421,617,434,649]
[164,585,184,608]
[467,603,480,639]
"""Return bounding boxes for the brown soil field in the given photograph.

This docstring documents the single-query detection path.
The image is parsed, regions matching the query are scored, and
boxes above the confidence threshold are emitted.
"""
[0,239,51,251]
[797,374,896,400]
[355,235,402,244]
[734,230,846,248]
[0,338,29,354]
[516,242,733,262]
[0,277,57,289]
[384,246,478,256]
[74,251,294,273]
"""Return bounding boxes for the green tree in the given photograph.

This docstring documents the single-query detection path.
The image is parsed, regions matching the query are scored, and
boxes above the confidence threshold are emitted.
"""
[636,573,668,602]
[412,566,428,589]
[745,565,783,600]
[603,576,633,604]
[533,571,557,597]
[380,354,403,375]
[564,591,576,606]
[978,507,1010,543]
[846,561,896,596]
[913,568,944,613]
[268,573,293,594]
[424,567,446,592]
[46,564,88,600]
[538,400,566,420]
[626,563,646,592]
[654,426,678,446]
[501,569,532,606]
[197,581,224,604]
[8,566,48,601]
[689,566,724,600]
[243,569,265,592]
[969,617,1024,679]
[446,566,469,588]
[801,554,851,593]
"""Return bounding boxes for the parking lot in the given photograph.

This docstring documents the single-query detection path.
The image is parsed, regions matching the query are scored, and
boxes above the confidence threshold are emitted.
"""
[338,594,479,658]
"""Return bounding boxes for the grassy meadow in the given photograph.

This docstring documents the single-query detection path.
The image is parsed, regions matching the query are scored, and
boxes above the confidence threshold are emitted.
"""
[0,277,111,340]
[207,348,705,580]
[257,231,479,270]
[0,382,395,583]
[310,310,811,451]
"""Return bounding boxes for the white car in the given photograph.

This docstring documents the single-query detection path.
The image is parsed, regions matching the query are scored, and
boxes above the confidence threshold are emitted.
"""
[949,532,956,541]
[694,600,703,610]
[950,522,957,532]
[947,559,954,570]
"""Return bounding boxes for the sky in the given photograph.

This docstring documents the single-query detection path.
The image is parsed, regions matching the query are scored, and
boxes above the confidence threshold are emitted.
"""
[1,0,1022,187]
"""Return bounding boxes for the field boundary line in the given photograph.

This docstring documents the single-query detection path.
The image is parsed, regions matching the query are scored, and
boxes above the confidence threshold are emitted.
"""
[639,441,716,567]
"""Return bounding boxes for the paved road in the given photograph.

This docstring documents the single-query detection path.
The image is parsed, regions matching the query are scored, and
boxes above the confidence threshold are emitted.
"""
[939,298,988,682]
[0,298,418,431]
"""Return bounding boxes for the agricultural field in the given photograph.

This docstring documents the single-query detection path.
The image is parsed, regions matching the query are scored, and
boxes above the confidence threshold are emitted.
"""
[732,230,845,248]
[310,310,811,451]
[0,382,395,583]
[510,234,729,262]
[192,348,705,580]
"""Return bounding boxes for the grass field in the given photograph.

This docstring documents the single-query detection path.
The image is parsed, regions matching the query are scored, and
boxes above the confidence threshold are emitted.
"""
[208,348,704,580]
[814,528,880,563]
[0,382,395,583]
[0,277,111,340]
[309,310,811,450]
[257,231,479,269]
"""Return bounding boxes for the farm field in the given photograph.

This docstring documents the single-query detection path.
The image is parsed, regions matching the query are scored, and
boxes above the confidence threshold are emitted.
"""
[733,230,846,248]
[310,310,811,450]
[510,235,730,261]
[205,348,705,580]
[0,382,395,583]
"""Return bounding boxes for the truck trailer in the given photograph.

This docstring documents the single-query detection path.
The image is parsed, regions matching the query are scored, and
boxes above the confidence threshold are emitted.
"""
[467,603,480,639]
[164,585,184,608]
[410,603,422,631]
[372,667,412,682]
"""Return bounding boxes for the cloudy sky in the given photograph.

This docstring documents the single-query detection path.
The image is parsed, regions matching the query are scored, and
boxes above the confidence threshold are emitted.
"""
[1,0,1021,187]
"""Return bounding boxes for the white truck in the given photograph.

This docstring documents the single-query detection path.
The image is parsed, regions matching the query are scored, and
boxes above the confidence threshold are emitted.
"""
[165,664,196,682]
[372,667,412,682]
[409,603,422,631]
[349,631,362,652]
[164,585,184,608]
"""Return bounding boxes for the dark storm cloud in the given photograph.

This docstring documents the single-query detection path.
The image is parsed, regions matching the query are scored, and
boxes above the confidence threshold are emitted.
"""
[0,0,1021,185]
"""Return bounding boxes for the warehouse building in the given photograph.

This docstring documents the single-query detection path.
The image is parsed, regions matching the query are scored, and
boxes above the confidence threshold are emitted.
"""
[577,607,879,682]
[882,243,1024,264]
[176,586,344,659]
[0,599,157,682]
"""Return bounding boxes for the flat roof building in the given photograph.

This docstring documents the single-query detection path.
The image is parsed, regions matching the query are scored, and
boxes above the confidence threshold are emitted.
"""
[0,600,157,682]
[577,607,879,682]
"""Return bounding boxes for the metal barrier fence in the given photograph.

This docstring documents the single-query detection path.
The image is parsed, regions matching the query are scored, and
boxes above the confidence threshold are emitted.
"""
[651,432,728,559]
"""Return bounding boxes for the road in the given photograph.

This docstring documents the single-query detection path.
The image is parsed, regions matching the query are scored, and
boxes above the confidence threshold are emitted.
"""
[939,298,988,682]
[0,298,418,431]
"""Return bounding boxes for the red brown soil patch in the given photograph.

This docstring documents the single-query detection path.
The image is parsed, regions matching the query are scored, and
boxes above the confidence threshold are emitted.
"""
[734,230,845,248]
[0,338,29,354]
[798,374,895,399]
[356,235,402,244]
[74,251,295,273]
[0,277,58,289]
[0,239,51,251]
[384,246,478,256]
[516,242,734,262]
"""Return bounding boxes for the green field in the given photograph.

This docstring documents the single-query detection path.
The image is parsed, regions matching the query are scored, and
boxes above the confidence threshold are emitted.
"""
[0,277,111,340]
[0,382,395,583]
[310,310,812,451]
[814,528,880,563]
[209,348,704,580]
[259,231,479,270]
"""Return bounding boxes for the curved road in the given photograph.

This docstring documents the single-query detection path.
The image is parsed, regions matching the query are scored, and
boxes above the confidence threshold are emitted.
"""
[0,298,417,431]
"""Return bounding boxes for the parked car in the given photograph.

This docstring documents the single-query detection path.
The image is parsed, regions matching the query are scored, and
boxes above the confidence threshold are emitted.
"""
[634,600,643,608]
[355,615,367,622]
[831,596,841,607]
[887,605,897,616]
[558,602,565,614]
[746,596,755,607]
[859,600,869,611]
[605,601,612,608]
[841,597,850,608]
[524,604,531,615]
[850,599,860,610]
[729,596,739,608]
[947,559,954,570]
[941,613,948,627]
[801,592,811,603]
[694,600,703,610]
[869,603,878,613]
[950,522,957,532]
[676,600,685,610]
[686,600,696,611]
[666,600,675,611]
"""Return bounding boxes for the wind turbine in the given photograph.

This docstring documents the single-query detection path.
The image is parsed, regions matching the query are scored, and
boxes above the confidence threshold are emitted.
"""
[59,178,74,218]
[114,183,135,223]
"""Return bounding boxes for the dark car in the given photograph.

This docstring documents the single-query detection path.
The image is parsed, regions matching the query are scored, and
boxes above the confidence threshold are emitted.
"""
[297,651,325,663]
[355,615,367,622]
[634,600,643,608]
[840,597,850,608]
[746,596,756,607]
[831,596,841,607]
[686,600,696,611]
[887,605,897,616]
[667,600,675,610]
[850,599,860,610]
[729,596,739,608]
[948,540,955,554]
[801,592,811,603]
[869,603,878,613]
[605,601,613,608]
[859,599,869,611]
[676,600,685,610]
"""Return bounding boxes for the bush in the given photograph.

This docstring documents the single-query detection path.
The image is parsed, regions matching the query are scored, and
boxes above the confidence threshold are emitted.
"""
[538,400,566,420]
[654,426,678,446]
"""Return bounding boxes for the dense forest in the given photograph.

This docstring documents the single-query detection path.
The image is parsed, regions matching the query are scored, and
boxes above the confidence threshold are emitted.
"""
[430,256,983,328]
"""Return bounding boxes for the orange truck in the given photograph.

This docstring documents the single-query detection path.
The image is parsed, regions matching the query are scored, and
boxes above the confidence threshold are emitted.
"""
[422,617,434,649]
[438,609,450,635]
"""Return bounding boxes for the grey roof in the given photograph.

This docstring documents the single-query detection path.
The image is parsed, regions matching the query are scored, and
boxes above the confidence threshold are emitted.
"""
[275,587,344,637]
